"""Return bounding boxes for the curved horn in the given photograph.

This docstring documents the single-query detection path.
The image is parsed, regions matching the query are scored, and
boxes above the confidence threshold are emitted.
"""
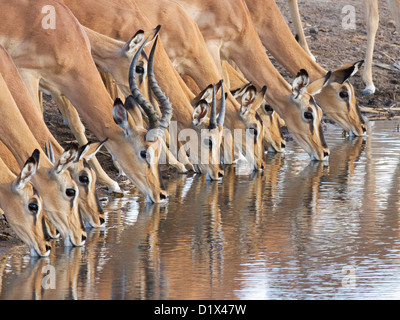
[209,85,217,129]
[129,36,159,136]
[217,80,226,127]
[148,36,173,135]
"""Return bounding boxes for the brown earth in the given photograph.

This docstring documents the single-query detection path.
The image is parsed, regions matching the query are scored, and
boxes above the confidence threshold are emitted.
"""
[1,0,399,253]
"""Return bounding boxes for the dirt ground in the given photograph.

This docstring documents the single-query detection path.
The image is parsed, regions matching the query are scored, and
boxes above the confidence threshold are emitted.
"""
[1,0,399,253]
[274,0,400,110]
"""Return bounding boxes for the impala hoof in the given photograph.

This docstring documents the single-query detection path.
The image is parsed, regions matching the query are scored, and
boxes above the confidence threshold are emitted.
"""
[363,84,376,96]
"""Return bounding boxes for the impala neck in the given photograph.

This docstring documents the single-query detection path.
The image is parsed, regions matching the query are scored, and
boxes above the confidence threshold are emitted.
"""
[0,157,16,184]
[0,75,53,169]
[83,26,125,73]
[0,47,63,157]
[245,0,326,80]
[59,0,196,131]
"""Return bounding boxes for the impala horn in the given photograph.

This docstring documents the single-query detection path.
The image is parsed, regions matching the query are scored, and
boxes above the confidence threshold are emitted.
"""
[217,80,226,127]
[209,85,217,130]
[148,36,173,139]
[129,37,159,141]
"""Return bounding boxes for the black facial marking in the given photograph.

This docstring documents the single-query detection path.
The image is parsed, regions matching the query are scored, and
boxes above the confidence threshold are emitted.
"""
[255,112,263,126]
[82,159,91,170]
[307,107,314,135]
[319,124,328,149]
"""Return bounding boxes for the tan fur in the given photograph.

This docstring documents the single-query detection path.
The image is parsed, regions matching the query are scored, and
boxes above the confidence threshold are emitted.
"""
[0,46,106,229]
[137,0,267,170]
[0,152,51,257]
[245,0,366,136]
[0,0,170,203]
[176,0,329,160]
[0,72,86,246]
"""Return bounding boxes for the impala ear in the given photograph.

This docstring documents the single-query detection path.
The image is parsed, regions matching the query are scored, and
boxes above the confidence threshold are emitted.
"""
[124,95,144,128]
[328,60,364,84]
[113,98,136,136]
[77,138,108,162]
[12,149,40,192]
[52,143,79,175]
[230,82,252,99]
[239,85,257,116]
[251,85,267,112]
[306,71,332,96]
[123,25,161,55]
[192,100,209,126]
[292,69,310,100]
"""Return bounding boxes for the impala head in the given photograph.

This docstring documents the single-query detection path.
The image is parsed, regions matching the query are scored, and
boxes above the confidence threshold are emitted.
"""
[235,84,267,170]
[112,35,171,203]
[0,150,51,257]
[258,101,286,153]
[232,83,286,153]
[114,26,160,97]
[46,140,107,228]
[313,61,366,137]
[190,82,226,180]
[34,144,86,247]
[287,69,330,161]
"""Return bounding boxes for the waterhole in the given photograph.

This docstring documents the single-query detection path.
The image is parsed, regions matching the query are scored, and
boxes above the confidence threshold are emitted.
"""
[2,119,400,300]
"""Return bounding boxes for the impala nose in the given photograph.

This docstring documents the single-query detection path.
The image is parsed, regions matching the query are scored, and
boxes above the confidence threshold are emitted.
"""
[218,171,224,179]
[82,234,87,242]
[160,192,167,200]
[323,151,329,158]
[45,244,52,252]
[99,217,105,225]
[281,141,286,149]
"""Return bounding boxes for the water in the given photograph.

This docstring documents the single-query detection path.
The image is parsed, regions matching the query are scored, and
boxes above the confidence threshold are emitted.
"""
[2,119,400,300]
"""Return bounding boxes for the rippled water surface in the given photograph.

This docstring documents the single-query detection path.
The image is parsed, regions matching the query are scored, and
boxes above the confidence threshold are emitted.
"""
[2,119,400,300]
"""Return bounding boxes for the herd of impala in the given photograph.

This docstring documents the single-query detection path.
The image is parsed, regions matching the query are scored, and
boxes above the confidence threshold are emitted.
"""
[0,0,396,257]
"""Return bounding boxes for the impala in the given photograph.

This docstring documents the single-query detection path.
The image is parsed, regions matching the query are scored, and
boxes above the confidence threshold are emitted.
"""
[0,45,107,228]
[222,60,286,153]
[58,0,265,170]
[0,150,52,257]
[285,0,400,96]
[136,0,267,170]
[0,71,86,247]
[251,0,366,136]
[176,0,330,160]
[131,37,226,180]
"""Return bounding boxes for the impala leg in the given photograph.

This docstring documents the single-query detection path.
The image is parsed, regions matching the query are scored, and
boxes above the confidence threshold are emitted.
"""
[387,0,400,32]
[287,0,315,61]
[160,133,188,173]
[363,0,379,95]
[54,95,121,193]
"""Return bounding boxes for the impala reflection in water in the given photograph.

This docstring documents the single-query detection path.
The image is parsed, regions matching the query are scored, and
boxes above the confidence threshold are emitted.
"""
[2,120,400,299]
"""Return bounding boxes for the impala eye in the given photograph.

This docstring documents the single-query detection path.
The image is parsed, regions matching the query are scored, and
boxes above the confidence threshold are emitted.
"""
[248,127,258,136]
[339,91,349,99]
[135,66,144,74]
[66,188,76,197]
[79,175,89,184]
[140,150,147,159]
[304,111,313,120]
[264,104,274,114]
[28,203,39,214]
